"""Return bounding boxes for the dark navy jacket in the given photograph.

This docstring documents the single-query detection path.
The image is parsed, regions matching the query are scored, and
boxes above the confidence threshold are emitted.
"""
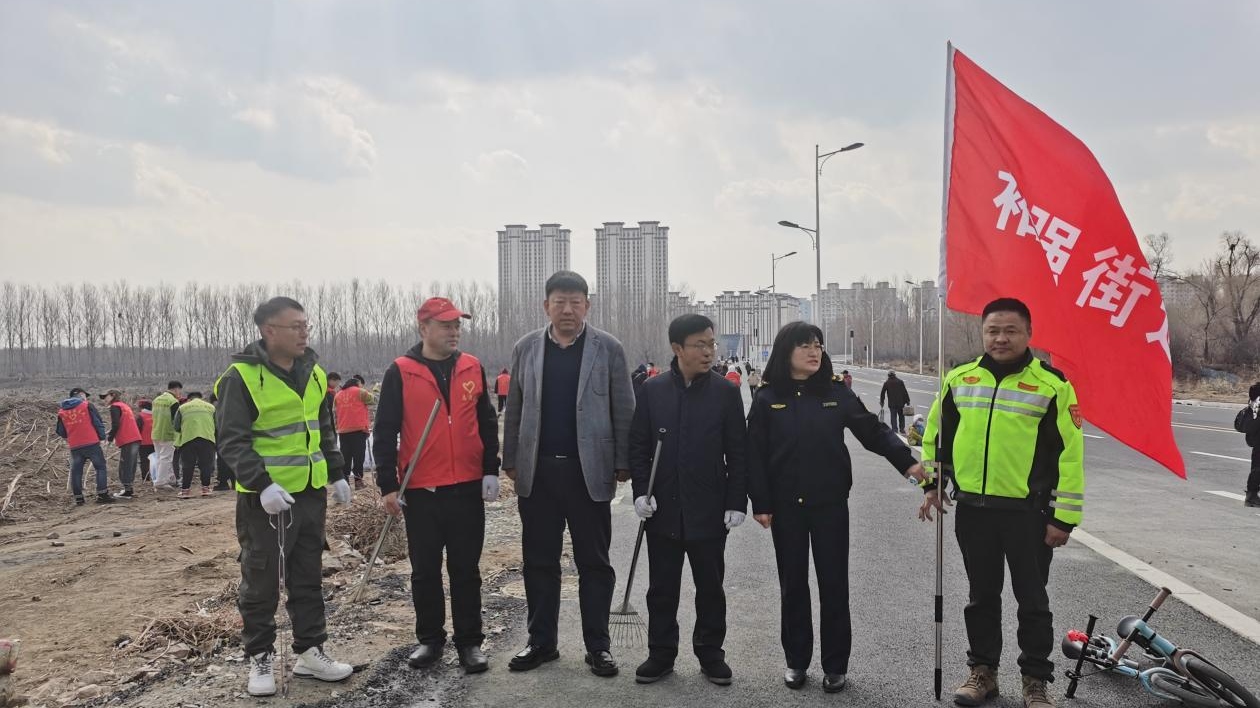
[630,360,748,541]
[747,377,915,515]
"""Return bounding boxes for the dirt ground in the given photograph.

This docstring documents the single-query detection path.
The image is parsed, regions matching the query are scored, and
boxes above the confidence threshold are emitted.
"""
[0,389,527,708]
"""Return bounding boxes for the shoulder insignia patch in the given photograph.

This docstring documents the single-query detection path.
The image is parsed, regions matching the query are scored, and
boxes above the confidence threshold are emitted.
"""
[822,401,838,408]
[1069,404,1083,428]
[1018,382,1039,392]
[963,375,981,384]
[771,403,787,410]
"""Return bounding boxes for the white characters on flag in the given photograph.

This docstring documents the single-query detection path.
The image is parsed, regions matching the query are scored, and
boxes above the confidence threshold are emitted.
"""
[1075,246,1153,329]
[993,170,1081,284]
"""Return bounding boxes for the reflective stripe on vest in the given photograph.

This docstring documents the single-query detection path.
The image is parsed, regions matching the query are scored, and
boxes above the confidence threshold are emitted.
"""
[59,400,99,449]
[111,401,142,447]
[226,362,328,494]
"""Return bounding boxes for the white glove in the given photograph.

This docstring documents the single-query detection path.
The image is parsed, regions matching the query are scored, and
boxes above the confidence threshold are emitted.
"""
[634,495,657,519]
[260,483,295,515]
[724,510,746,530]
[330,478,352,506]
[482,475,500,502]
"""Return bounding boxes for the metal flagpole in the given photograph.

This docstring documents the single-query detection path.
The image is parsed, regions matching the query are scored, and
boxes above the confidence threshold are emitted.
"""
[934,291,945,701]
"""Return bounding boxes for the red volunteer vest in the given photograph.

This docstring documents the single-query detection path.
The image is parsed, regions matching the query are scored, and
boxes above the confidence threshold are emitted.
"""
[58,400,100,450]
[334,385,371,433]
[139,410,154,445]
[725,371,742,385]
[395,353,485,490]
[495,373,510,397]
[111,401,142,446]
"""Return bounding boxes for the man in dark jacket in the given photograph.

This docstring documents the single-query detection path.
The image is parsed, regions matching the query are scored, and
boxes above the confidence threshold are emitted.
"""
[880,371,911,433]
[215,297,352,697]
[629,314,747,686]
[1246,382,1260,507]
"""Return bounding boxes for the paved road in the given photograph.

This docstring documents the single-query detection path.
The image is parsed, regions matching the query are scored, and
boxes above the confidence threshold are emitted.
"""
[460,366,1260,707]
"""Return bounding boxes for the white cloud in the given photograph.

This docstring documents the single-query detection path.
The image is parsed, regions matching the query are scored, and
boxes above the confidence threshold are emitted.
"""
[461,149,528,183]
[0,115,73,164]
[1164,181,1257,222]
[232,107,275,131]
[1206,123,1260,161]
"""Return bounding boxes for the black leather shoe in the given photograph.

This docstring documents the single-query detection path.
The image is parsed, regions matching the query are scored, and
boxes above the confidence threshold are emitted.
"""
[584,650,619,677]
[456,645,488,674]
[408,643,443,669]
[823,673,847,693]
[700,658,732,686]
[508,644,558,672]
[784,668,807,689]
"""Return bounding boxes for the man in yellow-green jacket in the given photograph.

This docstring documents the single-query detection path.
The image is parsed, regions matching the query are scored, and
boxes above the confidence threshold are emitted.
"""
[172,391,217,498]
[919,298,1084,708]
[215,296,353,698]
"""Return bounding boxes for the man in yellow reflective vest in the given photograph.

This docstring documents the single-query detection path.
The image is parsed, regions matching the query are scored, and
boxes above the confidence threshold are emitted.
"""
[215,296,354,698]
[919,298,1085,708]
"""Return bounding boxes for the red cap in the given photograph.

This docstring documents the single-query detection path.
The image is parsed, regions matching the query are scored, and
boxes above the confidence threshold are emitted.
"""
[417,297,471,322]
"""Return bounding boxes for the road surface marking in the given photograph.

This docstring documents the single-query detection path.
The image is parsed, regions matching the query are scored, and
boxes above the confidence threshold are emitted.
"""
[1207,490,1246,501]
[1173,422,1236,433]
[1072,529,1260,645]
[1190,451,1250,463]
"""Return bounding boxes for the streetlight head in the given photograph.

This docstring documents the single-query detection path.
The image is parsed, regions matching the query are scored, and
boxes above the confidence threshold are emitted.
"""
[778,220,800,229]
[905,280,915,286]
[842,142,865,152]
[784,250,798,258]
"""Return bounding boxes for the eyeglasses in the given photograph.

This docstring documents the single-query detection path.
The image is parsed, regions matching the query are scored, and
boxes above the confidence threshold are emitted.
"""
[268,321,312,333]
[685,341,717,352]
[795,342,824,352]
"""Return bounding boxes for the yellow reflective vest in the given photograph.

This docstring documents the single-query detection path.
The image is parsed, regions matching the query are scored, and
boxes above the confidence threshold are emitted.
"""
[923,354,1085,528]
[217,362,329,494]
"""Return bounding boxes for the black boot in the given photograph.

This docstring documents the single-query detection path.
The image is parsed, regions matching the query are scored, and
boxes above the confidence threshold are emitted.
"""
[456,645,488,674]
[1245,494,1260,508]
[96,492,116,504]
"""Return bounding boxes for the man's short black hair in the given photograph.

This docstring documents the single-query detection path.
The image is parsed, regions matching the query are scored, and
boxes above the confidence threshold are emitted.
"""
[167,381,183,390]
[186,391,203,400]
[253,296,305,326]
[544,270,589,298]
[982,297,1032,327]
[327,372,342,381]
[668,314,714,346]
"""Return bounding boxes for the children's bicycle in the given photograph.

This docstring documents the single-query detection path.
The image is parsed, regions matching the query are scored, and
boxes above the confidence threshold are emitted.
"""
[1061,587,1259,707]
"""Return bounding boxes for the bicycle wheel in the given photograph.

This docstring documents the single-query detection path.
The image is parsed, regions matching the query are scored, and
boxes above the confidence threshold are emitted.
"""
[1149,672,1223,708]
[1184,657,1260,708]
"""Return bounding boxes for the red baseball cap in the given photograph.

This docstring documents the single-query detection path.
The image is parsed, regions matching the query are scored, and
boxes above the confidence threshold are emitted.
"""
[417,297,471,322]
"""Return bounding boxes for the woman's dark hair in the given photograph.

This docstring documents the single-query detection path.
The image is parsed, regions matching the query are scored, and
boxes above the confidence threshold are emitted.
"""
[763,321,834,395]
[668,313,714,346]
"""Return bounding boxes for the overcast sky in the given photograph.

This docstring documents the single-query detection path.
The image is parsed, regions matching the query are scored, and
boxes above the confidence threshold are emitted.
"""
[1,0,1257,303]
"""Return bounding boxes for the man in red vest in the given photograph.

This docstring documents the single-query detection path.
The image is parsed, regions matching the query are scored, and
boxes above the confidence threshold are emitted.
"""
[335,376,374,489]
[101,389,143,498]
[55,387,114,505]
[136,399,155,482]
[373,296,500,675]
[495,369,511,414]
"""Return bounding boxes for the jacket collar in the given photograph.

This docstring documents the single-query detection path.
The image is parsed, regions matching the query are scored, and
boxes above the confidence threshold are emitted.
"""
[669,356,711,389]
[978,349,1034,382]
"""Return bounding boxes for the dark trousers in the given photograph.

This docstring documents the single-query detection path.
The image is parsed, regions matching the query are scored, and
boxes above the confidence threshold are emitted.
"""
[518,457,615,652]
[70,443,108,497]
[646,533,727,663]
[770,501,851,674]
[117,442,139,491]
[496,396,505,413]
[339,431,368,480]
[180,438,216,490]
[889,406,906,433]
[236,487,328,656]
[402,481,485,647]
[954,503,1055,680]
[138,444,154,481]
[1249,445,1260,497]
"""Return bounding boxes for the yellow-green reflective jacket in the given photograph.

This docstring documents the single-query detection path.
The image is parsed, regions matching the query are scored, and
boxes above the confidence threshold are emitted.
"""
[923,354,1085,529]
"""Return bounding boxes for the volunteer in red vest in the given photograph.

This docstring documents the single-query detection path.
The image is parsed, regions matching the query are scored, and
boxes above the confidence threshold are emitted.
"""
[373,296,500,675]
[495,369,511,414]
[137,399,155,482]
[101,389,143,498]
[55,387,114,505]
[335,376,374,490]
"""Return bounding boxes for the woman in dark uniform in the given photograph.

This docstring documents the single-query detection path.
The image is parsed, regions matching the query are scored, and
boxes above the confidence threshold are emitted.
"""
[747,321,927,693]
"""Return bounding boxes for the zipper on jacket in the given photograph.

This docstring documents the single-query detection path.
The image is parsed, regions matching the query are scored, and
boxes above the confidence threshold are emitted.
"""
[979,382,999,502]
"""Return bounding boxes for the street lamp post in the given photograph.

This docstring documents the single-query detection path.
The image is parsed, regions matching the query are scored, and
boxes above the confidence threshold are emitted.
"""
[770,251,798,338]
[906,280,926,375]
[777,141,864,326]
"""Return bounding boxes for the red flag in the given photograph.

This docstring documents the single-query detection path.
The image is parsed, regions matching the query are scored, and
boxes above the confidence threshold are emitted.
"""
[940,44,1185,478]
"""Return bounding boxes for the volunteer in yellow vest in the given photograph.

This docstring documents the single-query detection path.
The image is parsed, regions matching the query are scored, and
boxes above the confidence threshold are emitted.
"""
[172,391,218,499]
[215,296,353,698]
[150,381,183,488]
[918,298,1085,708]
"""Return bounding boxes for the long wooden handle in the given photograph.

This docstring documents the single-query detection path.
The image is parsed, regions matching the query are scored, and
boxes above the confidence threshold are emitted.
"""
[618,429,666,612]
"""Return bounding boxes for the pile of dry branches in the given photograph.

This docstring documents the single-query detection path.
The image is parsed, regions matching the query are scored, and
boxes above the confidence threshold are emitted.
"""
[0,398,71,522]
[125,581,243,658]
[326,486,407,563]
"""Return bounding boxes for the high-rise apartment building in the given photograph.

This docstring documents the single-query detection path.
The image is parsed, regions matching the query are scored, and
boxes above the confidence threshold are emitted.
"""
[498,224,571,337]
[594,221,669,331]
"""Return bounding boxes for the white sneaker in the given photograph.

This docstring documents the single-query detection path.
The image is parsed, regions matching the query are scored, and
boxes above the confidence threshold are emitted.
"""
[247,652,276,697]
[293,646,353,682]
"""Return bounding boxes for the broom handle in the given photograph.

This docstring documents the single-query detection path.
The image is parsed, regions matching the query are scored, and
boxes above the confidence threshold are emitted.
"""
[357,399,441,589]
[618,430,665,613]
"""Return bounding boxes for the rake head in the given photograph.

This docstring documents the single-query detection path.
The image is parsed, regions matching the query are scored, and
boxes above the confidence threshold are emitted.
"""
[609,604,647,649]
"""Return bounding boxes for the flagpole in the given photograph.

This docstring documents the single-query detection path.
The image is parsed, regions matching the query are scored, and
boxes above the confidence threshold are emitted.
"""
[934,39,958,703]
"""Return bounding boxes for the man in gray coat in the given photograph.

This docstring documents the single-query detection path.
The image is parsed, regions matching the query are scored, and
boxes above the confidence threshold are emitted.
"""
[502,270,636,677]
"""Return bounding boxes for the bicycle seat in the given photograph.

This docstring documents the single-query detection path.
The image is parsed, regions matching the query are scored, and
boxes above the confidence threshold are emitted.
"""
[1116,615,1149,648]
